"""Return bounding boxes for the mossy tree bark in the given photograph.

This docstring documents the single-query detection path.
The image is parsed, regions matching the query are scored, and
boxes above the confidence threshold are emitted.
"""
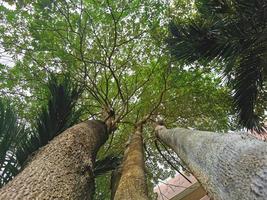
[113,124,149,200]
[0,120,108,200]
[155,125,267,200]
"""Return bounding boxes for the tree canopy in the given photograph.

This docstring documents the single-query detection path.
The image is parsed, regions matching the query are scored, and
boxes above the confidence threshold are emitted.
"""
[0,0,264,199]
[168,0,267,131]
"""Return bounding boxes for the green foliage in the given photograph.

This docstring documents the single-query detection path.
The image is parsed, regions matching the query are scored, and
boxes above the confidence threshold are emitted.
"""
[168,0,267,131]
[37,74,81,144]
[16,74,82,166]
[0,99,23,187]
[0,0,243,198]
[94,173,112,200]
[0,74,82,187]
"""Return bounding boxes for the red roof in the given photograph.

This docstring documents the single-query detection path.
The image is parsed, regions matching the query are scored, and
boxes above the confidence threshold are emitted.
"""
[154,173,209,200]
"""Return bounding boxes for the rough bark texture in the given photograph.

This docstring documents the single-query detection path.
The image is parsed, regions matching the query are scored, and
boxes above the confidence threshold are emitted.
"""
[0,120,108,200]
[156,126,267,200]
[113,125,149,200]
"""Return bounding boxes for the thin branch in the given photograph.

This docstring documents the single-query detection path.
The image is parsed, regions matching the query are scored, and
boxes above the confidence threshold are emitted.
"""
[158,139,190,173]
[154,140,192,183]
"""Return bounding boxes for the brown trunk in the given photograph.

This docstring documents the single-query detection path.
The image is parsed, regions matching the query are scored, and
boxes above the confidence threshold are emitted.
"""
[113,124,149,200]
[0,120,108,200]
[110,165,122,199]
[156,125,267,200]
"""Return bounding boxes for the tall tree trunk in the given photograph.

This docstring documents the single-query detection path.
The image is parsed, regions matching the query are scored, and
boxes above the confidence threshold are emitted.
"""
[112,124,149,200]
[0,120,108,200]
[155,125,267,200]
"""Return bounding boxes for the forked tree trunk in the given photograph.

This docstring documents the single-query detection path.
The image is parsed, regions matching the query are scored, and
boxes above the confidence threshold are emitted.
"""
[155,125,267,200]
[112,124,149,200]
[0,120,108,200]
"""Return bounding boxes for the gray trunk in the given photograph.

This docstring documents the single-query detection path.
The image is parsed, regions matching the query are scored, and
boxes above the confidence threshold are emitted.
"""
[0,120,108,200]
[156,126,267,200]
[113,125,149,200]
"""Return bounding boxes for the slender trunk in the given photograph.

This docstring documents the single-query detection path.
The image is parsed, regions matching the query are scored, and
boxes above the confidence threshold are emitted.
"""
[0,120,108,200]
[113,124,149,200]
[110,165,122,199]
[155,126,267,200]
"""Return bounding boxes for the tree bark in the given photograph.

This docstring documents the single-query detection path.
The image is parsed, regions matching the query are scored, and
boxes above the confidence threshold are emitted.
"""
[113,124,149,200]
[155,126,267,200]
[0,120,108,200]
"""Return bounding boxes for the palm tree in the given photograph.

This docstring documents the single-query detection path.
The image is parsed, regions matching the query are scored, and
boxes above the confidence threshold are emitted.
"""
[16,74,83,167]
[167,0,267,131]
[0,74,120,199]
[0,74,82,186]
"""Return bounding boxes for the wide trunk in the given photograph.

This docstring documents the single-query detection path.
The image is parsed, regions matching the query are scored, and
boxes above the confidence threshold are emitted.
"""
[112,125,149,200]
[156,126,267,200]
[0,120,108,200]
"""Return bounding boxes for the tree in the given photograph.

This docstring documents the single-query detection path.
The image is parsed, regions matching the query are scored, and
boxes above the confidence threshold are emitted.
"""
[0,74,120,199]
[0,74,82,185]
[112,123,148,200]
[0,0,241,199]
[16,74,83,165]
[0,120,108,199]
[167,0,267,131]
[155,124,267,200]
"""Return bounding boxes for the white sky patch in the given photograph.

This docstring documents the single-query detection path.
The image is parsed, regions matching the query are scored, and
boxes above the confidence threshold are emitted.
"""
[126,68,134,76]
[0,1,16,10]
[0,48,15,67]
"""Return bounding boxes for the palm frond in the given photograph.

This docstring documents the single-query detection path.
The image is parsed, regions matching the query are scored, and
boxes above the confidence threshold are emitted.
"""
[168,0,267,130]
[233,54,264,131]
[94,155,121,177]
[196,0,234,16]
[16,74,82,166]
[0,99,22,187]
[167,18,242,66]
[37,74,81,145]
